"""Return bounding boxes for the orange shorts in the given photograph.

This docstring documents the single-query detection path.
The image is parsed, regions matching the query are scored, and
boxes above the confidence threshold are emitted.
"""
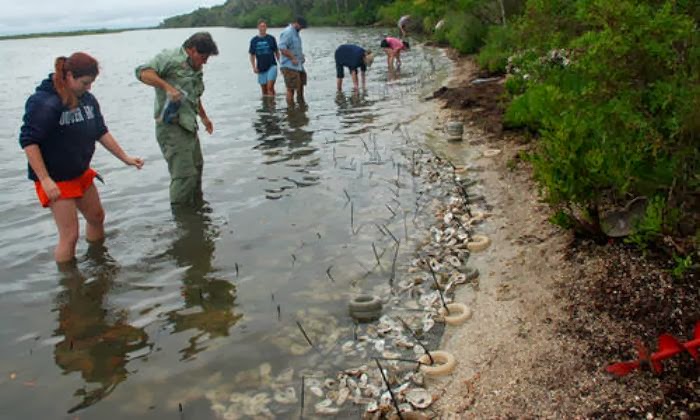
[34,168,97,208]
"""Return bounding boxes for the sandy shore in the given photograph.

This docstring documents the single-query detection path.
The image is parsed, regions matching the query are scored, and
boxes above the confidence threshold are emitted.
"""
[422,56,699,418]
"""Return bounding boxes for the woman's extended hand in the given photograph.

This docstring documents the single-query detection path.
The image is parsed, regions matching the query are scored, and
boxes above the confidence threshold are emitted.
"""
[40,177,61,202]
[125,156,144,169]
[202,116,214,134]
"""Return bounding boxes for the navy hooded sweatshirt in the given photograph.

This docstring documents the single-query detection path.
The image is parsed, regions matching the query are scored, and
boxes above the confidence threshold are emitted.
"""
[19,75,108,182]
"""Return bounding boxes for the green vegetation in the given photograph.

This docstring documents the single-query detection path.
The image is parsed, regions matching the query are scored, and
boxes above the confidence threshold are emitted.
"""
[160,0,395,28]
[498,1,699,257]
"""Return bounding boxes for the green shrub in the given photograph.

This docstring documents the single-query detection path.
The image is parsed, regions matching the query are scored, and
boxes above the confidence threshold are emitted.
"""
[477,24,517,74]
[443,12,487,53]
[501,0,699,248]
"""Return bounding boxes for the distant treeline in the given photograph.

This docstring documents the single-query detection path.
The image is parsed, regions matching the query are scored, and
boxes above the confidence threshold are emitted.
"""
[0,28,141,41]
[160,0,391,28]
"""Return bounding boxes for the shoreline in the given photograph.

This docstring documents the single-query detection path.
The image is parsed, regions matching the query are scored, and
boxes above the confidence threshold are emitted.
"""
[424,54,699,417]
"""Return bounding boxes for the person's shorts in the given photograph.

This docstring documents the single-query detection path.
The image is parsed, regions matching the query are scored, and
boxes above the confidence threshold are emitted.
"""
[282,68,306,90]
[335,63,359,79]
[34,168,97,208]
[257,65,278,85]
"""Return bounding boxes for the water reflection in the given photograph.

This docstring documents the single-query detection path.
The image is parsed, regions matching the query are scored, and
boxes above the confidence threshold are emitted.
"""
[335,90,377,131]
[253,99,320,198]
[253,96,283,145]
[53,245,149,413]
[166,205,240,360]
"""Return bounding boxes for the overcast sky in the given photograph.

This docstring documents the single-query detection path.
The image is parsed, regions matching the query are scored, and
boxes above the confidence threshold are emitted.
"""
[0,0,224,36]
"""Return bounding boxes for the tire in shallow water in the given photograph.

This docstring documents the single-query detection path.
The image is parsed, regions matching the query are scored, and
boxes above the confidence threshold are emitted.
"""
[349,309,382,322]
[348,295,382,312]
[418,350,457,376]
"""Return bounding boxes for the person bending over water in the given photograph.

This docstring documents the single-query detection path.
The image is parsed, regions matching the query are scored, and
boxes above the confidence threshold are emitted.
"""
[380,37,410,73]
[249,19,280,97]
[135,32,219,208]
[335,44,374,91]
[19,52,143,264]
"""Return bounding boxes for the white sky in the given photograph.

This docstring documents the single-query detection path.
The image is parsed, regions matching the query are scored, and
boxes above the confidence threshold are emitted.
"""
[0,0,224,36]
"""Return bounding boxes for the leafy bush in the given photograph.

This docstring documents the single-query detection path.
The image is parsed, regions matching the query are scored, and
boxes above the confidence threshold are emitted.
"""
[477,24,517,73]
[443,12,488,54]
[494,0,700,249]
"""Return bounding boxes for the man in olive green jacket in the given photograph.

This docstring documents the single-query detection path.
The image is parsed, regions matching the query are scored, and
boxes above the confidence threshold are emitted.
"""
[135,32,218,208]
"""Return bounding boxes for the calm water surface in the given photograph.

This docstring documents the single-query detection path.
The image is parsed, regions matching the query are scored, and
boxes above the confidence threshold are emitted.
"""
[0,27,450,418]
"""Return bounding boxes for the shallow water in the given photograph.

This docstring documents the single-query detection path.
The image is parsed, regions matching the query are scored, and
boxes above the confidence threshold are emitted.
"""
[0,27,450,418]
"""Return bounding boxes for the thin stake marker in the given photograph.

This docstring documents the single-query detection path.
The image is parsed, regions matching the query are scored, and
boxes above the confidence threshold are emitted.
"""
[426,258,451,314]
[375,359,405,420]
[296,321,315,349]
[397,316,434,364]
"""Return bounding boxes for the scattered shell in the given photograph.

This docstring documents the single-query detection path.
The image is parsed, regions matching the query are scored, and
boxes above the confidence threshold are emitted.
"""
[273,387,297,404]
[315,399,339,415]
[276,367,294,383]
[336,387,350,406]
[309,386,324,398]
[443,212,454,224]
[450,272,468,285]
[367,401,379,413]
[406,388,433,409]
[446,255,461,267]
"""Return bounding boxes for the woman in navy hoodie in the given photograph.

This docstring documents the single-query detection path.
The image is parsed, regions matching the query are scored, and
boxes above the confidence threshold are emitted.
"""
[19,52,144,265]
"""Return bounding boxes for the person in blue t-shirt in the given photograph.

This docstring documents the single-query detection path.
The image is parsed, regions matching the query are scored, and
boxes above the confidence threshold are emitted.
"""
[19,52,143,264]
[249,19,280,97]
[335,44,374,91]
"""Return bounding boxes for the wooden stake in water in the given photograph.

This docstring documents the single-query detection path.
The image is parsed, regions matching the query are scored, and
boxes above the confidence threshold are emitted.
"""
[374,359,405,420]
[454,217,473,241]
[390,240,400,285]
[397,316,434,364]
[372,242,382,269]
[296,321,315,349]
[383,224,399,245]
[426,259,450,315]
[300,375,305,418]
[403,211,408,239]
[350,202,354,233]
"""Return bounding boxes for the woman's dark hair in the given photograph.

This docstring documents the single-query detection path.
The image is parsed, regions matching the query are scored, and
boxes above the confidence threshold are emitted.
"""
[402,40,410,50]
[380,39,389,48]
[53,52,99,109]
[183,32,219,55]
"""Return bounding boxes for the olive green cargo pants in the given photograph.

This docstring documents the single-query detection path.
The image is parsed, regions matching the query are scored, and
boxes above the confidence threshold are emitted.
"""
[155,123,203,207]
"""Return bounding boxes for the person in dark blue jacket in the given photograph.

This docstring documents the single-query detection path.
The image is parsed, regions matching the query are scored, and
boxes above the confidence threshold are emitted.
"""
[334,44,374,91]
[19,52,143,265]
